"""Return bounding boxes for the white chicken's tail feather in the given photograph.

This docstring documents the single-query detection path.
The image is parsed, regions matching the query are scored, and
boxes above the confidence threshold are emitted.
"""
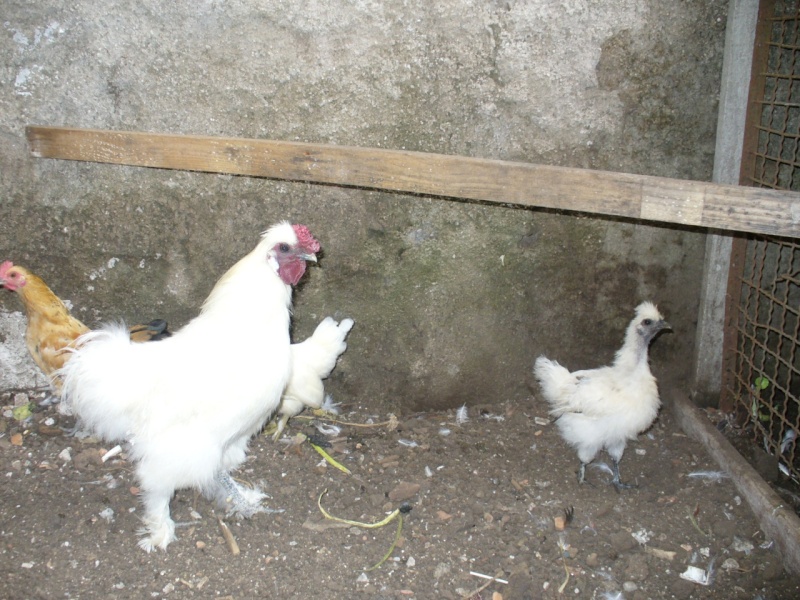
[58,322,159,442]
[294,317,354,378]
[533,356,577,416]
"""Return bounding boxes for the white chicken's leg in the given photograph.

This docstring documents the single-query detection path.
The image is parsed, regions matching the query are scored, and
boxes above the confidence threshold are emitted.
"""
[137,487,176,552]
[608,442,635,490]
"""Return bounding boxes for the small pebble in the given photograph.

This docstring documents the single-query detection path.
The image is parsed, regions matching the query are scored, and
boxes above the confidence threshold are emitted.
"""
[623,581,638,592]
[388,481,421,502]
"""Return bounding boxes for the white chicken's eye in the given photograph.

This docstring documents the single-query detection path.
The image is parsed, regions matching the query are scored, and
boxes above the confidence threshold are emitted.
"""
[642,318,652,326]
[279,243,290,253]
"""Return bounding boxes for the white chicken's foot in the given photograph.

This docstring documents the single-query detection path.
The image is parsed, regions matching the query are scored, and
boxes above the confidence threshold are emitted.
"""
[137,492,177,552]
[271,416,290,442]
[214,472,284,518]
[611,459,636,491]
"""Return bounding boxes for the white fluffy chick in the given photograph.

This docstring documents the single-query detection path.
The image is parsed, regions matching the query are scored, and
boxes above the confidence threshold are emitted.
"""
[273,316,354,440]
[534,301,670,489]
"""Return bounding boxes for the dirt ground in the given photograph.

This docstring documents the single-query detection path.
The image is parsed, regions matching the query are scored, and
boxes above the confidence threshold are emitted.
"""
[1,387,799,600]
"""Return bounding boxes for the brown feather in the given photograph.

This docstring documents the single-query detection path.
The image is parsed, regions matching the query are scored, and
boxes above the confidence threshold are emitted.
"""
[1,263,169,390]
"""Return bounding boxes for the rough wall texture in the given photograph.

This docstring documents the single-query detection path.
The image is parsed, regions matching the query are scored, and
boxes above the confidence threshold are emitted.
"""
[0,0,726,410]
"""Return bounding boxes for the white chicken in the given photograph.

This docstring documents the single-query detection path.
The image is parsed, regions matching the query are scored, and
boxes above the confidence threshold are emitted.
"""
[58,222,320,551]
[273,316,354,440]
[534,301,670,489]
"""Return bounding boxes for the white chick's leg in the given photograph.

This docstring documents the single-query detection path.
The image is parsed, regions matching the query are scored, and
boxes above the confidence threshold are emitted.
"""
[577,462,590,485]
[137,488,176,552]
[607,442,635,490]
[214,472,283,518]
[575,446,600,486]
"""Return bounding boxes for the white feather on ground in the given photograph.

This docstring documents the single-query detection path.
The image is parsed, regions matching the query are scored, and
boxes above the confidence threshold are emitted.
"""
[534,301,670,489]
[58,222,319,551]
[272,316,354,440]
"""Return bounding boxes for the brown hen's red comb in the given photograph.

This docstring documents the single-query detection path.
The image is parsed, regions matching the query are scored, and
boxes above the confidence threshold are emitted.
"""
[0,261,14,277]
[292,224,321,254]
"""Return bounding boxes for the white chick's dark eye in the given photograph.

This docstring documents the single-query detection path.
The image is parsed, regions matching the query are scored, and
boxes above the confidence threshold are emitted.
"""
[279,243,290,253]
[642,319,652,326]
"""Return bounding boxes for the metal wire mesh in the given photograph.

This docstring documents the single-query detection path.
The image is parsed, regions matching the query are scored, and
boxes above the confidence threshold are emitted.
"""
[751,2,800,190]
[722,0,800,482]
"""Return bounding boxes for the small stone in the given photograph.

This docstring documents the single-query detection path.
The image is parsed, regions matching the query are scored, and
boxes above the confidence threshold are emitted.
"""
[73,448,103,470]
[623,581,638,592]
[585,553,599,568]
[406,556,415,567]
[388,481,421,502]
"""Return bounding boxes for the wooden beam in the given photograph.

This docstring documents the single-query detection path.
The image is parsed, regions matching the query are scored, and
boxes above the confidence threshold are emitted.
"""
[671,389,800,576]
[26,125,800,238]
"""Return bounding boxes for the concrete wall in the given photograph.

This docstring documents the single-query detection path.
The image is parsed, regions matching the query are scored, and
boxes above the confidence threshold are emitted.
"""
[0,0,726,411]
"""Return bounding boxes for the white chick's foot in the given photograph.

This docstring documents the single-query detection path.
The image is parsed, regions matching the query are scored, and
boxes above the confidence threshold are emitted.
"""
[576,463,595,487]
[611,460,637,491]
[215,472,284,518]
[136,517,176,552]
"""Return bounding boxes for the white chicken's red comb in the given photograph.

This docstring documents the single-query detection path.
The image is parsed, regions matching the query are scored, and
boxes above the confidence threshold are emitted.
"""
[292,224,321,254]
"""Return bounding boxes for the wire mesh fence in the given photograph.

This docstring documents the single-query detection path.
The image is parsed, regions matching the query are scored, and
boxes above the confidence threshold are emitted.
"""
[721,0,800,482]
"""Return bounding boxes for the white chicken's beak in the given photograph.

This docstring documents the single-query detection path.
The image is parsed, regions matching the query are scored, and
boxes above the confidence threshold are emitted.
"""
[300,253,318,263]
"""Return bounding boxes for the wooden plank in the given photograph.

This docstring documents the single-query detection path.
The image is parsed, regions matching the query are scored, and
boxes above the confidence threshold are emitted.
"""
[26,125,800,238]
[671,389,800,576]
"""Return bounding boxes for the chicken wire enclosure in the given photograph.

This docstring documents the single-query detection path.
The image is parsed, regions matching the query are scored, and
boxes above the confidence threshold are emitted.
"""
[721,0,800,481]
